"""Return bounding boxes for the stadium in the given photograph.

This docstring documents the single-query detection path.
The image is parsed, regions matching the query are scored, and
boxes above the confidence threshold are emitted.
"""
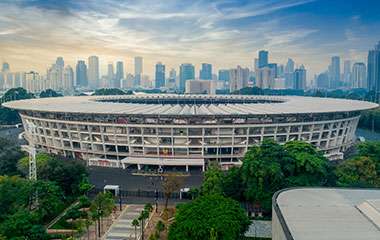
[4,94,378,171]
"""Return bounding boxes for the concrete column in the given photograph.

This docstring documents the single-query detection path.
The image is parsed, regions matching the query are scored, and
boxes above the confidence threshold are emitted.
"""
[137,164,141,170]
[186,165,189,172]
[202,164,205,172]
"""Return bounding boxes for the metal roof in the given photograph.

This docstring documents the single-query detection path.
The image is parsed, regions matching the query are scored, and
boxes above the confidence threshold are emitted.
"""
[3,94,378,116]
[275,188,380,240]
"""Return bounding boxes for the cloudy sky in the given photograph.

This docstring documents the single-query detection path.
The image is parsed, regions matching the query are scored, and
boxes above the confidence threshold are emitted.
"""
[1,0,380,79]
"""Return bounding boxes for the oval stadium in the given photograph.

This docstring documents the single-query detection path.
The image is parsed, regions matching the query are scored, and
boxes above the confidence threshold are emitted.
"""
[3,94,378,171]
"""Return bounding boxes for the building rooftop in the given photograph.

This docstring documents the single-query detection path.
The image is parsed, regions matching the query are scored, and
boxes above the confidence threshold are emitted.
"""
[274,188,380,240]
[3,94,378,116]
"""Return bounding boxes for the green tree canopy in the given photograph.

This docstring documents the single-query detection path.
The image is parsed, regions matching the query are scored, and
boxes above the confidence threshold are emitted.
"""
[0,88,34,124]
[92,88,128,96]
[200,164,224,195]
[335,156,379,187]
[0,138,24,176]
[39,89,63,98]
[168,194,250,240]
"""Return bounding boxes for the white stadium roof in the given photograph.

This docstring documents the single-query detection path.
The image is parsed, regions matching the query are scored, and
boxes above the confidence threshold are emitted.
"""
[274,188,380,240]
[3,94,378,116]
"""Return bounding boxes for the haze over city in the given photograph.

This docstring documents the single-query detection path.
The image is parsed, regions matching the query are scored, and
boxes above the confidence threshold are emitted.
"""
[1,0,380,78]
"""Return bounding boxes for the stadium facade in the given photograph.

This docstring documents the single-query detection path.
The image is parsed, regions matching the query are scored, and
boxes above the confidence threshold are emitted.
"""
[4,94,378,171]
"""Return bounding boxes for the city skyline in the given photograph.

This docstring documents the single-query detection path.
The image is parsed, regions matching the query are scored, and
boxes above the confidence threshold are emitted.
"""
[1,0,380,78]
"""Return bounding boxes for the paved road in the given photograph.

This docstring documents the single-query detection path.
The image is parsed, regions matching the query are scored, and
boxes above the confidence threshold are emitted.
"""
[104,204,144,240]
[89,166,203,191]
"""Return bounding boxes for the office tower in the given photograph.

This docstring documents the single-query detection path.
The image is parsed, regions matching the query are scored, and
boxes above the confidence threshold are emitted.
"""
[351,62,367,88]
[76,60,88,87]
[256,66,276,89]
[134,56,143,87]
[343,60,351,84]
[63,65,74,90]
[25,71,40,93]
[294,65,307,90]
[199,63,212,80]
[88,56,99,89]
[115,61,124,88]
[367,42,380,101]
[229,66,250,92]
[218,69,230,89]
[2,62,9,72]
[155,62,165,88]
[179,63,195,91]
[285,58,295,88]
[277,64,285,78]
[56,57,64,68]
[185,80,215,94]
[14,72,24,88]
[258,50,268,68]
[268,63,278,78]
[167,68,176,89]
[316,72,329,89]
[254,58,259,72]
[329,56,341,89]
[121,73,134,89]
[47,64,60,90]
[107,63,114,88]
[53,57,65,89]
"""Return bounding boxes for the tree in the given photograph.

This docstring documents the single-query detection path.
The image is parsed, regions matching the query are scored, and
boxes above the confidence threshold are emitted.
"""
[240,140,285,212]
[92,88,127,96]
[161,173,184,210]
[357,141,380,173]
[221,167,243,201]
[282,141,330,186]
[0,138,24,176]
[18,153,88,197]
[139,210,149,240]
[168,194,250,240]
[0,88,34,124]
[200,164,223,195]
[90,192,115,237]
[132,218,140,240]
[39,89,63,98]
[335,156,379,187]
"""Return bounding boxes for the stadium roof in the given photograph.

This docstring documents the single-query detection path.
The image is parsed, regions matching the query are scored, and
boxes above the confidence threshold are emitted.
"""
[274,188,380,240]
[3,94,378,116]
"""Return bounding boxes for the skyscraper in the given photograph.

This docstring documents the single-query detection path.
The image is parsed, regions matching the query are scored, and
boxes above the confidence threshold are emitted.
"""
[107,63,114,88]
[218,69,230,89]
[199,63,212,80]
[256,66,275,89]
[115,61,124,88]
[329,56,341,89]
[316,72,329,89]
[285,58,295,89]
[155,62,165,88]
[63,65,74,90]
[294,65,307,90]
[258,50,268,68]
[229,66,250,92]
[367,41,380,101]
[75,60,87,87]
[2,62,9,72]
[351,62,366,88]
[343,60,351,84]
[134,56,143,87]
[88,56,99,89]
[179,63,195,92]
[167,68,176,89]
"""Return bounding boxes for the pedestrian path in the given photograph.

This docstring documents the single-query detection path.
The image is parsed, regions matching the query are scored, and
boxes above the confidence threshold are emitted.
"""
[104,204,144,240]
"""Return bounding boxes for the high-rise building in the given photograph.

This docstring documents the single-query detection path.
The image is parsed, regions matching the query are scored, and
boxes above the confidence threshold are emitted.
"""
[258,50,268,68]
[367,41,380,101]
[25,71,41,93]
[277,64,285,78]
[256,66,276,89]
[218,69,230,89]
[134,56,143,87]
[316,72,329,89]
[199,63,212,80]
[343,60,351,84]
[294,65,307,90]
[115,61,124,88]
[285,58,295,88]
[155,62,165,88]
[167,68,177,89]
[229,66,250,92]
[75,60,87,87]
[63,65,74,90]
[351,62,367,89]
[2,62,10,72]
[88,56,99,89]
[179,63,195,92]
[329,56,341,89]
[107,63,114,88]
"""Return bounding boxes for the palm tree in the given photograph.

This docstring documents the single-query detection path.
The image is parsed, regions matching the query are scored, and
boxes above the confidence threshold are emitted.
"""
[139,210,149,240]
[144,203,153,213]
[132,218,140,240]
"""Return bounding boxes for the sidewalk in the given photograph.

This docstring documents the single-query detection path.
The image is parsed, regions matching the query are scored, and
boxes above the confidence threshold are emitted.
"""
[104,204,145,240]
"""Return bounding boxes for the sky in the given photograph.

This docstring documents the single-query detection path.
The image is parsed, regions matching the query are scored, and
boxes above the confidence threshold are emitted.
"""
[0,0,380,79]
